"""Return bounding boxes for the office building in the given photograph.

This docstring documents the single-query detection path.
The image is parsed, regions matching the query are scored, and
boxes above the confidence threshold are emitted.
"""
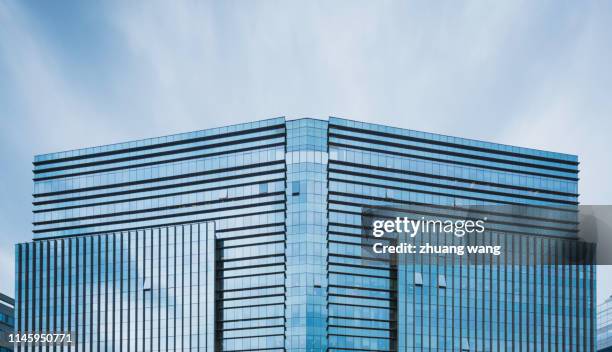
[16,117,595,351]
[599,295,612,351]
[0,293,14,352]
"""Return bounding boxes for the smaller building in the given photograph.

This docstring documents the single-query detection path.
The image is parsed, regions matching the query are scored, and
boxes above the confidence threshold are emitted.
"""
[599,295,612,352]
[0,293,14,352]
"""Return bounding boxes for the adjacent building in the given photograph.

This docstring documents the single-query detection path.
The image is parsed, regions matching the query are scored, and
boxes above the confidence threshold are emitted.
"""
[599,295,612,351]
[16,117,595,351]
[0,293,14,352]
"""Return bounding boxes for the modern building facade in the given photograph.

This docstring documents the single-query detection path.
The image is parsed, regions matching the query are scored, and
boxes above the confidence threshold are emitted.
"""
[16,117,594,351]
[0,293,15,352]
[599,295,612,351]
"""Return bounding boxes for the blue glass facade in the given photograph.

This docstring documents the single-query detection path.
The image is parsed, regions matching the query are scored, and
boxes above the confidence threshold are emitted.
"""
[326,118,593,352]
[599,295,612,351]
[16,117,594,351]
[285,120,328,350]
[16,223,215,351]
[0,294,14,352]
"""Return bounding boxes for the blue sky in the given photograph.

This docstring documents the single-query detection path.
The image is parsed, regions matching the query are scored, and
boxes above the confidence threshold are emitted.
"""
[1,0,611,301]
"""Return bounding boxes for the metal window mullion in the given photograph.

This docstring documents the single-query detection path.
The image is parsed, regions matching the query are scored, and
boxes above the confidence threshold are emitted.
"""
[111,233,116,352]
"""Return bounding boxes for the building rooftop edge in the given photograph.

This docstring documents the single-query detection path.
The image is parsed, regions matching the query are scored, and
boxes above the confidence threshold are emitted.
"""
[0,292,14,306]
[33,116,578,163]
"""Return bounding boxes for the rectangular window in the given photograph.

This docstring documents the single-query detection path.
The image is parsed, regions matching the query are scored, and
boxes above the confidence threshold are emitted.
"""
[218,189,228,200]
[292,181,300,196]
[385,189,393,199]
[438,274,447,288]
[143,278,151,291]
[414,272,423,286]
[259,183,268,194]
[462,338,470,351]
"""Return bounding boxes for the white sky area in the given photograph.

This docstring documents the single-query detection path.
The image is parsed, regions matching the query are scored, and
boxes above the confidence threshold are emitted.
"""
[0,0,611,302]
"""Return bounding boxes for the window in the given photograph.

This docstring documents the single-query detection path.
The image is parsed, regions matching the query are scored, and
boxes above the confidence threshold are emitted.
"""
[438,274,447,288]
[385,189,393,200]
[143,278,151,291]
[461,338,470,351]
[259,183,268,194]
[218,189,228,200]
[292,181,300,196]
[414,272,423,286]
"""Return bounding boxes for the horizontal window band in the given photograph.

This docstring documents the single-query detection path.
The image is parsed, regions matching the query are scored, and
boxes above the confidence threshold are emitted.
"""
[327,348,395,352]
[327,313,396,323]
[327,302,393,310]
[33,208,283,237]
[34,160,285,198]
[329,175,575,205]
[330,210,579,240]
[327,334,392,342]
[327,251,393,265]
[328,324,393,332]
[327,348,396,352]
[330,160,577,197]
[329,142,578,181]
[33,193,284,226]
[221,324,285,332]
[34,123,286,166]
[34,142,286,181]
[216,347,285,352]
[221,262,285,272]
[329,123,577,166]
[328,231,405,245]
[328,195,578,225]
[329,205,579,232]
[329,293,393,303]
[331,132,577,174]
[220,285,285,294]
[329,205,578,235]
[34,177,285,212]
[219,230,285,242]
[222,304,284,313]
[329,181,578,209]
[215,347,285,352]
[221,315,285,323]
[222,302,285,310]
[222,240,285,250]
[222,277,285,284]
[32,221,212,240]
[330,211,578,239]
[329,270,394,280]
[221,253,285,262]
[328,290,391,301]
[329,239,392,249]
[34,132,286,174]
[328,247,395,264]
[223,262,285,272]
[221,333,285,341]
[216,222,285,234]
[220,253,285,264]
[329,261,394,273]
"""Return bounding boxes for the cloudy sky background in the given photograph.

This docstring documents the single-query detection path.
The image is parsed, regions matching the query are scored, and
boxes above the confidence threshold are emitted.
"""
[1,0,611,302]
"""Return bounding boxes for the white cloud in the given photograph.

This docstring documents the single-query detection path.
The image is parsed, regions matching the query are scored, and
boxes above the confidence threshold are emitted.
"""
[0,0,131,295]
[0,0,611,298]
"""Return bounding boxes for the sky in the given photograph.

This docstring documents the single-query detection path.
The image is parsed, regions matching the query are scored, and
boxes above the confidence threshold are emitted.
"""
[0,0,611,303]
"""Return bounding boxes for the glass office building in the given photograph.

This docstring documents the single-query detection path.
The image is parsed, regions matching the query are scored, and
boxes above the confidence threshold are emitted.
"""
[0,293,15,352]
[15,117,594,351]
[599,295,612,351]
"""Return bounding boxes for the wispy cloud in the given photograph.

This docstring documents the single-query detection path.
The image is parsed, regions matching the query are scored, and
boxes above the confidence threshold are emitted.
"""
[0,0,131,296]
[0,0,611,300]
